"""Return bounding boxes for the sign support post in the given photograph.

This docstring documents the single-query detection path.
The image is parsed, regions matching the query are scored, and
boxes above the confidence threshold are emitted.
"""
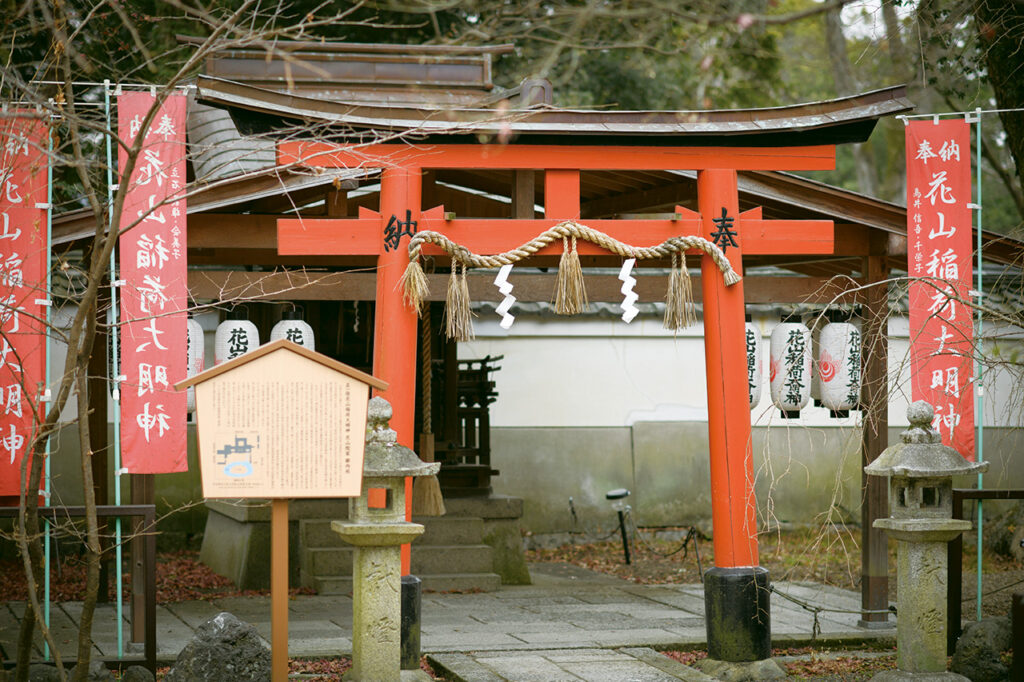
[271,498,289,682]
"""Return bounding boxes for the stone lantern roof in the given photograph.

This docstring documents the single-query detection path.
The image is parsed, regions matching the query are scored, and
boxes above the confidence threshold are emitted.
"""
[865,401,987,479]
[363,397,440,479]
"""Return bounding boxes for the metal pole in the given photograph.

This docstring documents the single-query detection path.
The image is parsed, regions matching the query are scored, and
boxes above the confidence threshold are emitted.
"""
[105,79,125,656]
[972,107,984,622]
[616,509,631,565]
[43,104,54,661]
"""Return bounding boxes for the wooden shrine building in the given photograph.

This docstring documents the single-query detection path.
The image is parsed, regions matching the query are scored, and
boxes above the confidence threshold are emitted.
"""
[51,41,1024,650]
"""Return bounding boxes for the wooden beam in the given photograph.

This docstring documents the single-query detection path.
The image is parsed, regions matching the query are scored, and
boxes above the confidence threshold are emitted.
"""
[279,142,838,172]
[581,180,693,217]
[189,270,864,305]
[512,170,535,219]
[189,213,279,249]
[860,236,890,626]
[279,209,833,258]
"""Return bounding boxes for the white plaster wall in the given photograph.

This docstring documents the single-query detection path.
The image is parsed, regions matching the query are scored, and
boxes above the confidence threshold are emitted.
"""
[461,311,1024,430]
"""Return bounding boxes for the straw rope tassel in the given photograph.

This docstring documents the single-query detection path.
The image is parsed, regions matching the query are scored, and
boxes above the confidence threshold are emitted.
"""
[664,252,681,330]
[664,252,697,331]
[399,256,429,313]
[555,235,587,315]
[445,263,474,342]
[413,312,446,517]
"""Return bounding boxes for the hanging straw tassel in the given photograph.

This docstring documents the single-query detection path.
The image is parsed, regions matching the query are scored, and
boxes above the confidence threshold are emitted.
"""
[664,252,697,330]
[445,262,475,341]
[413,313,446,516]
[399,257,429,313]
[554,235,587,315]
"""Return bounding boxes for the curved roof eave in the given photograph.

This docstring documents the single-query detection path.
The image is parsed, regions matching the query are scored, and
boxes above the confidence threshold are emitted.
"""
[195,75,914,146]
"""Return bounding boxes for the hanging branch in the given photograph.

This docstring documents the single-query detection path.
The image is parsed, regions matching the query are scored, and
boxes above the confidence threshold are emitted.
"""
[400,219,741,341]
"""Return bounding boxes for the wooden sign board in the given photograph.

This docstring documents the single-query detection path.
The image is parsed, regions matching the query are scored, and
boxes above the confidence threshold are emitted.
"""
[176,339,388,499]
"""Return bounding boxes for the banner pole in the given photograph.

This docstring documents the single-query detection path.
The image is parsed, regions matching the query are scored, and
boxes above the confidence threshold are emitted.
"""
[973,107,984,621]
[43,105,54,661]
[105,80,125,657]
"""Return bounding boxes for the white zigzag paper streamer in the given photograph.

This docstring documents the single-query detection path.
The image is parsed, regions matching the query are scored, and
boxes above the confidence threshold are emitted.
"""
[619,258,638,323]
[494,263,516,330]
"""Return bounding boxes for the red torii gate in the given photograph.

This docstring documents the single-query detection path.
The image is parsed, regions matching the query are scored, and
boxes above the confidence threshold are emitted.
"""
[276,141,834,661]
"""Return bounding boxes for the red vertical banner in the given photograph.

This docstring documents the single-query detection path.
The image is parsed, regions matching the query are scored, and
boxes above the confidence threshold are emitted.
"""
[906,119,975,458]
[118,92,188,473]
[0,114,49,497]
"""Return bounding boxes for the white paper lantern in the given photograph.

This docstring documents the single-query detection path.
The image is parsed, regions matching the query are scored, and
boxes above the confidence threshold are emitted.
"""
[215,311,259,365]
[769,318,811,418]
[270,310,315,350]
[186,317,205,413]
[819,321,862,416]
[745,319,762,409]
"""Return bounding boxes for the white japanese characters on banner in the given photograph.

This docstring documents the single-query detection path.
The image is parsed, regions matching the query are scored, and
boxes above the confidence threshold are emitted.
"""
[0,114,48,497]
[118,92,188,473]
[906,118,975,459]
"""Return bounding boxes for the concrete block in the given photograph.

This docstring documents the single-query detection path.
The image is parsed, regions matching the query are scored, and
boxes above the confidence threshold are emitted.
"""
[420,573,502,593]
[308,546,355,575]
[444,494,523,520]
[619,648,717,681]
[411,544,494,574]
[414,516,484,545]
[482,517,531,585]
[472,653,579,681]
[427,653,506,682]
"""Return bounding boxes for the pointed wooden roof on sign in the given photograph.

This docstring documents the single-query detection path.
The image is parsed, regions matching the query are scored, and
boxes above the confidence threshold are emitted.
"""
[174,338,389,391]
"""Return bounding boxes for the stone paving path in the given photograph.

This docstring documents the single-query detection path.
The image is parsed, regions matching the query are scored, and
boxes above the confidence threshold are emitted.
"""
[0,563,895,681]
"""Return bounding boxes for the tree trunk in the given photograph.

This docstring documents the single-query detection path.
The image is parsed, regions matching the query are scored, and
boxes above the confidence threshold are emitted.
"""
[975,0,1024,193]
[881,0,909,78]
[824,7,879,196]
[73,301,101,682]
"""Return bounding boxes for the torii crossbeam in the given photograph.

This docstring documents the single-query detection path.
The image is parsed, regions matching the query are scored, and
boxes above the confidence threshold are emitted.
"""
[276,141,835,662]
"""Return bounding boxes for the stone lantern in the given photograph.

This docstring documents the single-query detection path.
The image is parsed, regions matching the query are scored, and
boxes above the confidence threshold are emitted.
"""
[333,397,440,682]
[865,400,987,680]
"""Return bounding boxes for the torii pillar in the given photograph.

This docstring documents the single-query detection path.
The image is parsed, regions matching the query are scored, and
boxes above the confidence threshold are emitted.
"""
[698,169,766,661]
[276,141,837,663]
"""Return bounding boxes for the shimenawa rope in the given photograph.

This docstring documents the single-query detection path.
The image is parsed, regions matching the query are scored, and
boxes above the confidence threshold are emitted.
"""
[399,219,742,341]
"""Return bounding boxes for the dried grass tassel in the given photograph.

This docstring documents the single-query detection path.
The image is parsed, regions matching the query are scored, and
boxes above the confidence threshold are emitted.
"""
[664,252,697,330]
[722,267,742,286]
[399,257,429,313]
[554,235,587,315]
[444,263,474,341]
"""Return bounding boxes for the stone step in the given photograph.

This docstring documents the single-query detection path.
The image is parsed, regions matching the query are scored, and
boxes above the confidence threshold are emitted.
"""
[303,542,494,577]
[306,546,354,576]
[301,515,487,549]
[288,499,350,519]
[313,572,503,596]
[411,544,494,575]
[299,519,342,547]
[413,516,485,546]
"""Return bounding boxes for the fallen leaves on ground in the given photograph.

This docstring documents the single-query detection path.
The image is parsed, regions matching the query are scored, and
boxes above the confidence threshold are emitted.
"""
[525,525,1023,618]
[0,550,315,603]
[525,526,867,587]
[782,654,896,678]
[663,647,897,679]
